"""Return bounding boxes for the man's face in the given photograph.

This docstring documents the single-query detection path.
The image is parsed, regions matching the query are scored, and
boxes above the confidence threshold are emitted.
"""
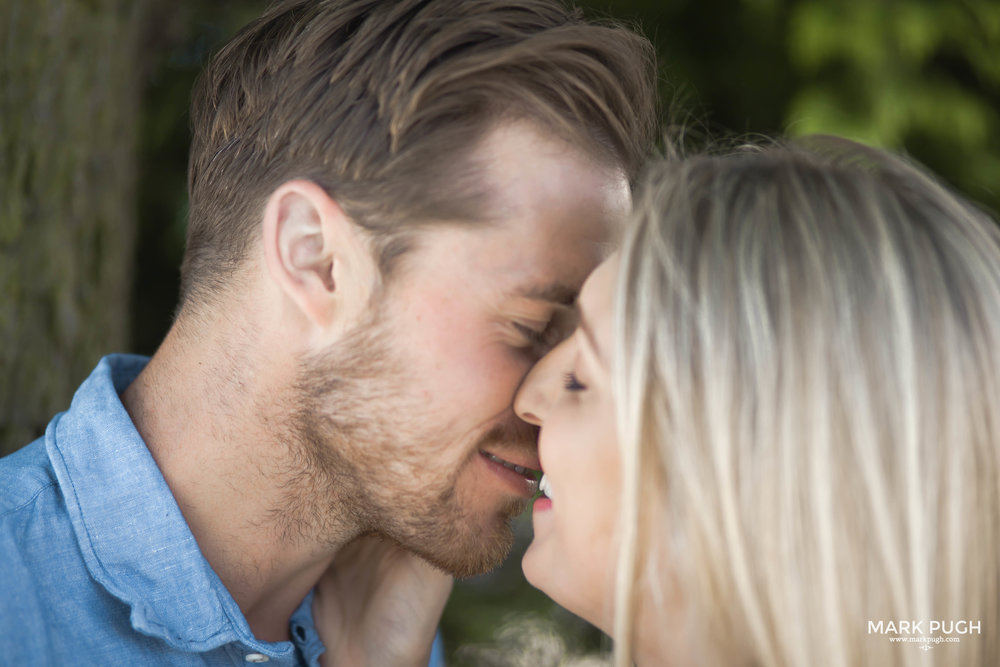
[292,123,630,577]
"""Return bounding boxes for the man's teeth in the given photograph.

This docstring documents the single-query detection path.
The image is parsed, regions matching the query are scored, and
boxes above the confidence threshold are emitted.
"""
[484,452,534,476]
[539,474,553,500]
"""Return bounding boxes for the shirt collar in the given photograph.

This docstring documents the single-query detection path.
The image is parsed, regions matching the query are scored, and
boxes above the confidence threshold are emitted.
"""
[45,354,300,659]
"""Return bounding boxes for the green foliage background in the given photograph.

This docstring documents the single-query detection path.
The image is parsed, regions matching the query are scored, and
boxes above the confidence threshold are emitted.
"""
[125,0,999,662]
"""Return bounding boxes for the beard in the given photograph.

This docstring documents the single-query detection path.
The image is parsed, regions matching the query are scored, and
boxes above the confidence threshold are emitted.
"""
[273,302,535,578]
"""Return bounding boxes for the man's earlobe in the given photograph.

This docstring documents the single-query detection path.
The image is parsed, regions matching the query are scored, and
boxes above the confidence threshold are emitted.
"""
[261,180,359,328]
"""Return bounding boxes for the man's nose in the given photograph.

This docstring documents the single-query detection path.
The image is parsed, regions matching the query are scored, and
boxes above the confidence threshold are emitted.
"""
[513,363,546,426]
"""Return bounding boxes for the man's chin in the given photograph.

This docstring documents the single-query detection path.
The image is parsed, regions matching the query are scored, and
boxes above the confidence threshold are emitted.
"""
[427,531,515,579]
[409,505,525,578]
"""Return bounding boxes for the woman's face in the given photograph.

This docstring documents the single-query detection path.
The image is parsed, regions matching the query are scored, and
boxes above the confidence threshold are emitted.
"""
[514,254,620,633]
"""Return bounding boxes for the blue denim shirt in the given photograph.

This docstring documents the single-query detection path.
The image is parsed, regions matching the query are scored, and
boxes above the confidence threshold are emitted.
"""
[0,355,446,666]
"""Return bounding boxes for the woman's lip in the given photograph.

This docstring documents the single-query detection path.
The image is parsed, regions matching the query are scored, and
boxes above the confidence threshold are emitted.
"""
[533,496,553,512]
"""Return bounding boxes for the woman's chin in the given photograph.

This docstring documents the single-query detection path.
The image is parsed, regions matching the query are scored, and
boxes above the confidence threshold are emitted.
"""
[522,540,604,631]
[521,538,567,607]
[520,538,546,588]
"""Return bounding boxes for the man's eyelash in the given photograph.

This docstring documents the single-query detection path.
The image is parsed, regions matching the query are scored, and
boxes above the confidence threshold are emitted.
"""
[563,372,586,391]
[514,322,546,345]
[514,321,556,355]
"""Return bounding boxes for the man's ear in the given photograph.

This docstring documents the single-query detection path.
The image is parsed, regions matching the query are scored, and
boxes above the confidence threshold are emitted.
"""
[261,179,375,330]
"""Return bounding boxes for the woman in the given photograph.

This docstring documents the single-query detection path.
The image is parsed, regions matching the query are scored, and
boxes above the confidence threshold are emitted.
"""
[514,137,1000,666]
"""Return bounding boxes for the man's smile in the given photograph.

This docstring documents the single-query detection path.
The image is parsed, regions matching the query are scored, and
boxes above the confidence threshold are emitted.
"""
[480,450,541,479]
[478,449,542,498]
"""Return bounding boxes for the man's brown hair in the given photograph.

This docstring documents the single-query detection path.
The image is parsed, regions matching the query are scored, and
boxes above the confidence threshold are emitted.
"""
[182,0,657,308]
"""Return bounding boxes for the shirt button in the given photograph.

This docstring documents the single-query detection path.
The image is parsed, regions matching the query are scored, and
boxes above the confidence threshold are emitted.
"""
[245,654,270,663]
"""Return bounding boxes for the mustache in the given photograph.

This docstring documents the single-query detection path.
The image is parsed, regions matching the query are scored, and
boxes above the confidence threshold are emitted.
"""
[476,414,540,452]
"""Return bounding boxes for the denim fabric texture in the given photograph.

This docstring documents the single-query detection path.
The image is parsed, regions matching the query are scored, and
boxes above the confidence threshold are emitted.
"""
[0,355,446,666]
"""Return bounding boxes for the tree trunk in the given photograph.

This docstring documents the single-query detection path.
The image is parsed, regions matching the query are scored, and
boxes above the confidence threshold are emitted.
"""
[0,0,149,454]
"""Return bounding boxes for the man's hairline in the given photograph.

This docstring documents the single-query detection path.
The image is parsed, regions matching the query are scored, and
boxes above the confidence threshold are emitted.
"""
[364,113,628,272]
[180,113,628,315]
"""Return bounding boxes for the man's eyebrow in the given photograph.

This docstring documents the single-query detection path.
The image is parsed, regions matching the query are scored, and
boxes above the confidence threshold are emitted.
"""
[515,283,578,306]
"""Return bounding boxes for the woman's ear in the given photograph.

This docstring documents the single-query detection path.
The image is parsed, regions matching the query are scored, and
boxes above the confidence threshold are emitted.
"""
[261,179,377,331]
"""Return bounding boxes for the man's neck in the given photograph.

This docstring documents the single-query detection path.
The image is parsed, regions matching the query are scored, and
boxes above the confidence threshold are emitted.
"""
[121,324,354,642]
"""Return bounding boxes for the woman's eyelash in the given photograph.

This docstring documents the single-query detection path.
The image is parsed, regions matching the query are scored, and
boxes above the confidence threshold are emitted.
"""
[563,372,586,392]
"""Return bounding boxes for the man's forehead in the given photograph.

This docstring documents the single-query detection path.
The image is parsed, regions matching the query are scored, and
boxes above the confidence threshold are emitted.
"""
[504,237,618,307]
[471,121,630,217]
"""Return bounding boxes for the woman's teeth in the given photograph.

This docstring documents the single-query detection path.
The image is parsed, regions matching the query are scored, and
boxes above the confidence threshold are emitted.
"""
[539,474,553,500]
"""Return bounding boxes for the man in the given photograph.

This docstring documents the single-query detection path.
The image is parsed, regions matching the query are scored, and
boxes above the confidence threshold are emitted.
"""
[0,0,656,664]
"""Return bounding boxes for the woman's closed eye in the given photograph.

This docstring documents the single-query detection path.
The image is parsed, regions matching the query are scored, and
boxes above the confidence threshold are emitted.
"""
[562,371,586,392]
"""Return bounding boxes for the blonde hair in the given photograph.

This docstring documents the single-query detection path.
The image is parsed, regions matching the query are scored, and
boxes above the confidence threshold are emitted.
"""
[613,137,1000,666]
